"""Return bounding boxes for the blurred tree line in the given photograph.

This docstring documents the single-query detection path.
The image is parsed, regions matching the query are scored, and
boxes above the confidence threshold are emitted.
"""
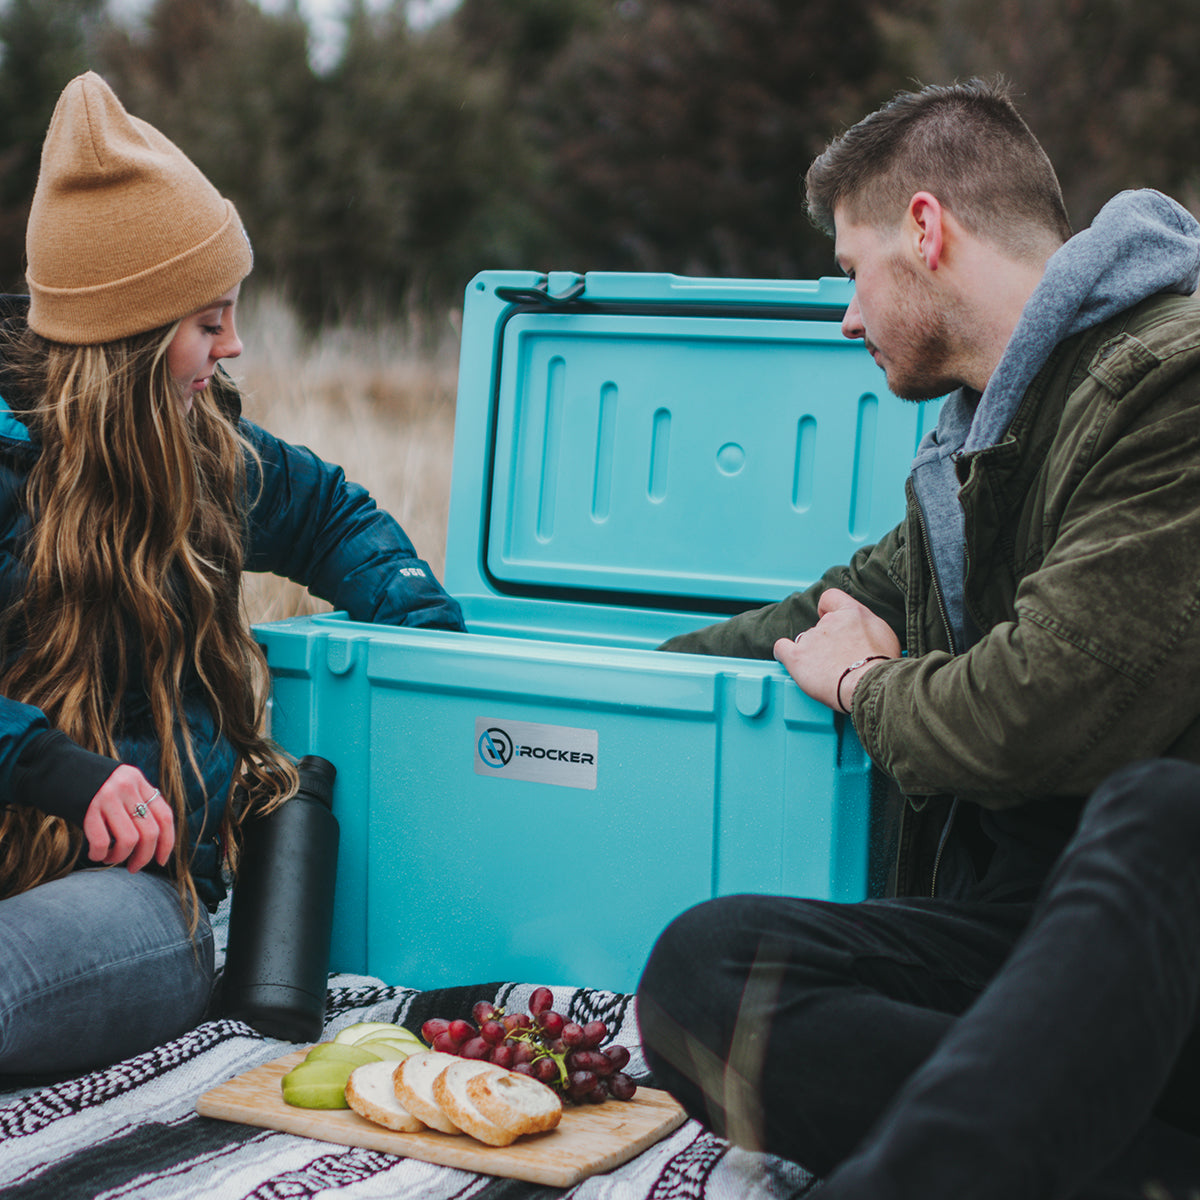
[1,0,1198,327]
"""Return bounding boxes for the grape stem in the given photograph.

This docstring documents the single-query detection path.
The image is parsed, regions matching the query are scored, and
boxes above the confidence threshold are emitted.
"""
[508,1026,570,1089]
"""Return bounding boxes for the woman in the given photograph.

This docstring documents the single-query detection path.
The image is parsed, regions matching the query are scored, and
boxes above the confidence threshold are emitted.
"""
[0,72,465,1076]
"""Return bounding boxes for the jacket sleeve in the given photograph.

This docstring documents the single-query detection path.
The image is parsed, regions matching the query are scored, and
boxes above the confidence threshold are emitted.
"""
[0,445,121,825]
[241,420,466,631]
[0,705,119,826]
[853,334,1200,804]
[658,528,909,659]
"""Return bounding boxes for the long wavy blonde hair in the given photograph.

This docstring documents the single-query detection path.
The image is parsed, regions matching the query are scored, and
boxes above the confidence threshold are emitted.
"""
[0,318,297,924]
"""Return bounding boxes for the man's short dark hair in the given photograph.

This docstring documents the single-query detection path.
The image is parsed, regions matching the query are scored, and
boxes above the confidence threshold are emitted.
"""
[805,78,1072,258]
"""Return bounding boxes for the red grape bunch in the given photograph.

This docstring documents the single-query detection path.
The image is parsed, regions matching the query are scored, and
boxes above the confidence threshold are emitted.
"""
[419,986,637,1105]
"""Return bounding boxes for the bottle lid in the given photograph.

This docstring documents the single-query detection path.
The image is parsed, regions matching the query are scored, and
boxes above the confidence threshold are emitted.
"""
[296,755,336,807]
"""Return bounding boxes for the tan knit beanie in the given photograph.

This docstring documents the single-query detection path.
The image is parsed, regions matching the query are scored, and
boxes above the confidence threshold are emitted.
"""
[25,72,253,345]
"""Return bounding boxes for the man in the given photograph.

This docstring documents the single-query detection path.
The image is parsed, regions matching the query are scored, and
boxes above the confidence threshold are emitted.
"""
[637,79,1200,1198]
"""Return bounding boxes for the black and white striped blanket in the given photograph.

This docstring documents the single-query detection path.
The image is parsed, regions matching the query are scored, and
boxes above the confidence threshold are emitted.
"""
[0,975,818,1199]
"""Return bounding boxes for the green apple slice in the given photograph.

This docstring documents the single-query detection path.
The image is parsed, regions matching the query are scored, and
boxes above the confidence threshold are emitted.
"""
[356,1032,422,1046]
[283,1059,356,1085]
[281,1078,351,1109]
[352,1037,417,1061]
[332,1021,407,1045]
[359,1028,425,1048]
[280,1059,355,1109]
[304,1042,383,1067]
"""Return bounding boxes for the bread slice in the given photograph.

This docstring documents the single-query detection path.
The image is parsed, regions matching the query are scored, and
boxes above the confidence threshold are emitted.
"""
[393,1051,463,1134]
[466,1066,562,1136]
[345,1061,426,1133]
[432,1059,516,1146]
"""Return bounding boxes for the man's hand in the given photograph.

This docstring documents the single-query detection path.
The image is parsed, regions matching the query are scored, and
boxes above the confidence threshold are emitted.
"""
[81,765,175,873]
[773,588,901,711]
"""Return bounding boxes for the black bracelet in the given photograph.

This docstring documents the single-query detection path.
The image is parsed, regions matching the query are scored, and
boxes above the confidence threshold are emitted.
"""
[836,655,890,715]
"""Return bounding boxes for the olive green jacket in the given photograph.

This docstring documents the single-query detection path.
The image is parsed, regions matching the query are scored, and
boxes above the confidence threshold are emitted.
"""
[661,293,1200,896]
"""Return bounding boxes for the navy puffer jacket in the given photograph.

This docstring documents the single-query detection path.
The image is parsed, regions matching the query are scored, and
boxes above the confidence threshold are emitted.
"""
[0,300,465,907]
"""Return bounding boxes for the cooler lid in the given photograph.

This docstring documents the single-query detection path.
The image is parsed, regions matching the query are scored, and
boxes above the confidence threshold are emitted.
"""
[449,271,939,614]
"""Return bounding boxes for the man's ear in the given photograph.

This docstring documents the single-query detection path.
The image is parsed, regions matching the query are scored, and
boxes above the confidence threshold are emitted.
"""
[908,191,944,271]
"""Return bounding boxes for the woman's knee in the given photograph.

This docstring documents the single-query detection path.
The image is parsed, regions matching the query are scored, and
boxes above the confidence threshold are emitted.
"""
[0,869,214,1074]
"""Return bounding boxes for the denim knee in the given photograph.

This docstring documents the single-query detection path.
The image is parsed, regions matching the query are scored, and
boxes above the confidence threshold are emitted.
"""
[0,869,214,1075]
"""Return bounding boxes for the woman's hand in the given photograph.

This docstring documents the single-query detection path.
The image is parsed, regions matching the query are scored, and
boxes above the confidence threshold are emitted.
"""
[81,765,175,873]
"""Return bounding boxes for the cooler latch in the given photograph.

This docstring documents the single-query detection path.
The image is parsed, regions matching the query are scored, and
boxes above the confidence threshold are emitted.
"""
[494,273,586,306]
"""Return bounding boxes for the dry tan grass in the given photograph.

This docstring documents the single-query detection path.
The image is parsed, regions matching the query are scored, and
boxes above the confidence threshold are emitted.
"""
[228,292,459,625]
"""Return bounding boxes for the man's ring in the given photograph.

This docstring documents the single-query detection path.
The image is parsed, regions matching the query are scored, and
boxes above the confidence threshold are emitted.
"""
[132,802,149,819]
[794,632,806,643]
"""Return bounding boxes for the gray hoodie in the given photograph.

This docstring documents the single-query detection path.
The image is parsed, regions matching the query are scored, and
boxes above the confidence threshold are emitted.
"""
[910,188,1200,652]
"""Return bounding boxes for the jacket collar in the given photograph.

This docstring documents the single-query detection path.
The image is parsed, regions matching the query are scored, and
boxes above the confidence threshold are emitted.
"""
[0,295,32,448]
[0,403,32,446]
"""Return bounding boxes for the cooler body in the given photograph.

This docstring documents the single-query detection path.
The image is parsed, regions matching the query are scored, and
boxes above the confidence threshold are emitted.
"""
[255,270,940,993]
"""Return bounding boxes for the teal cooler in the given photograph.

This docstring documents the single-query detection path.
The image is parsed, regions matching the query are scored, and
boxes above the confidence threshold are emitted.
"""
[255,270,940,994]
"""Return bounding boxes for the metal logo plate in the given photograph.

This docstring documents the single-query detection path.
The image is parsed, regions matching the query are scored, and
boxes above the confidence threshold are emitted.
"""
[474,717,598,790]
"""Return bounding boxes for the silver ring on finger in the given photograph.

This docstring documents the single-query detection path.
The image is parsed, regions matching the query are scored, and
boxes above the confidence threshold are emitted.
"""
[147,789,162,806]
[132,802,149,819]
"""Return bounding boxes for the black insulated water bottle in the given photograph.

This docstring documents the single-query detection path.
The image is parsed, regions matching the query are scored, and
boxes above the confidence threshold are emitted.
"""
[220,755,339,1041]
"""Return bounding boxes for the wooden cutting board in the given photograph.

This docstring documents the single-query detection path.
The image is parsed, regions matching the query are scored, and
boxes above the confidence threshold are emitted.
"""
[197,1050,689,1187]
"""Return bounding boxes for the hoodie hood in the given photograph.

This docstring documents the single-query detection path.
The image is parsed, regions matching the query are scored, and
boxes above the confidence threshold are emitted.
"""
[965,188,1200,452]
[909,188,1200,651]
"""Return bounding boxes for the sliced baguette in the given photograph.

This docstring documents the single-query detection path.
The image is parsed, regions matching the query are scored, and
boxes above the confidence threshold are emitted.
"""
[345,1061,427,1133]
[432,1059,516,1146]
[393,1051,462,1133]
[465,1067,562,1135]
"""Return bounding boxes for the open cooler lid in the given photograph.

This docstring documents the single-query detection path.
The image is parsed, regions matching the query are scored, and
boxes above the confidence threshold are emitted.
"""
[447,271,940,625]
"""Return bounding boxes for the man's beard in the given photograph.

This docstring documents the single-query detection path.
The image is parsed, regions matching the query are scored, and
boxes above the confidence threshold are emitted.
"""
[880,254,961,402]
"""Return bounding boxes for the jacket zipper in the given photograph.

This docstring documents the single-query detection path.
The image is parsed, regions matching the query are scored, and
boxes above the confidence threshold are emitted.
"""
[909,478,960,898]
[910,476,959,660]
[929,798,959,898]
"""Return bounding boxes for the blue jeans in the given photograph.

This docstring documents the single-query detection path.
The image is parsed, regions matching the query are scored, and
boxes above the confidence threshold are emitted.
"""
[0,867,214,1077]
[637,759,1200,1198]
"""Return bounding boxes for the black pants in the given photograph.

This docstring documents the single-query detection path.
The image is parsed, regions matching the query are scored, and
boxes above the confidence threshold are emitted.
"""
[637,759,1200,1198]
